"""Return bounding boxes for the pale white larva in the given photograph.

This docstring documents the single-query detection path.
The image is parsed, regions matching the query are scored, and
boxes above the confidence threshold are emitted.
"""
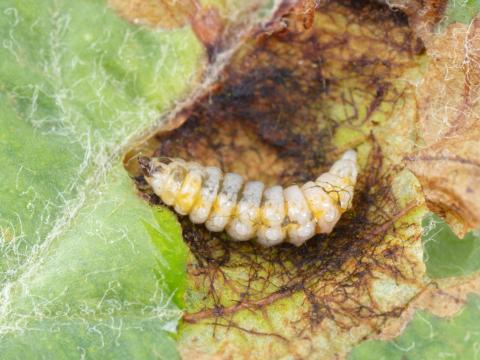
[140,150,358,247]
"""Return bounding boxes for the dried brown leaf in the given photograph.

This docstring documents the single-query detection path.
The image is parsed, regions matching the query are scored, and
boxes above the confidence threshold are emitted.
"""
[406,16,480,236]
[261,0,317,35]
[108,0,198,29]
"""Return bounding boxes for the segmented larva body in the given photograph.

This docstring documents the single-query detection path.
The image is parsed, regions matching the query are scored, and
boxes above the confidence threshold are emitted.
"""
[141,150,358,247]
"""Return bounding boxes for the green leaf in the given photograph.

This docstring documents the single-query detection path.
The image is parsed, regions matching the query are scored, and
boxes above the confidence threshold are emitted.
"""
[349,294,480,360]
[0,318,181,360]
[423,214,480,279]
[444,0,480,25]
[347,215,480,359]
[0,0,205,357]
[142,207,188,307]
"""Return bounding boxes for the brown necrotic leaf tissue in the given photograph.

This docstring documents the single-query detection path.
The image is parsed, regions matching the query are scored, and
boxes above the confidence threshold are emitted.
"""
[406,16,480,237]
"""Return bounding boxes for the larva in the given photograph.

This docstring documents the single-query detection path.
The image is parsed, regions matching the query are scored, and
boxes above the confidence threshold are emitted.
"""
[139,150,358,247]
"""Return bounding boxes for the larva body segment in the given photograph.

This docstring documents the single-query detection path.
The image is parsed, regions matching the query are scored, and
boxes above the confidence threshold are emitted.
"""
[205,173,244,232]
[158,162,185,206]
[141,150,358,247]
[301,181,340,234]
[174,163,203,215]
[189,166,222,224]
[257,185,287,247]
[284,185,316,246]
[227,181,265,241]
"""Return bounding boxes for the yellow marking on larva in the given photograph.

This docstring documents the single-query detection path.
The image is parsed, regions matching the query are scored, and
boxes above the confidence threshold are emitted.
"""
[174,171,203,215]
[158,165,185,206]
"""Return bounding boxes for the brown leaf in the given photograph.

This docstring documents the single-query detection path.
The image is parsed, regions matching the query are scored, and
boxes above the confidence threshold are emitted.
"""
[107,0,238,56]
[108,0,198,29]
[406,16,480,236]
[261,0,317,35]
[190,7,224,54]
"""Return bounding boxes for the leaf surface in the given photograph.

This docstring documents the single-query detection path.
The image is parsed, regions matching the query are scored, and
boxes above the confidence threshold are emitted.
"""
[0,0,205,357]
[2,0,480,358]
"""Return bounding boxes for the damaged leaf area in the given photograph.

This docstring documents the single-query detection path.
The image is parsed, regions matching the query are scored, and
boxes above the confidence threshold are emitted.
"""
[125,1,443,358]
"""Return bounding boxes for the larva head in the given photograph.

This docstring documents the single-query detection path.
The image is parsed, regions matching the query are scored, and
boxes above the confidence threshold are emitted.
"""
[138,156,170,190]
[138,156,171,175]
[138,156,154,177]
